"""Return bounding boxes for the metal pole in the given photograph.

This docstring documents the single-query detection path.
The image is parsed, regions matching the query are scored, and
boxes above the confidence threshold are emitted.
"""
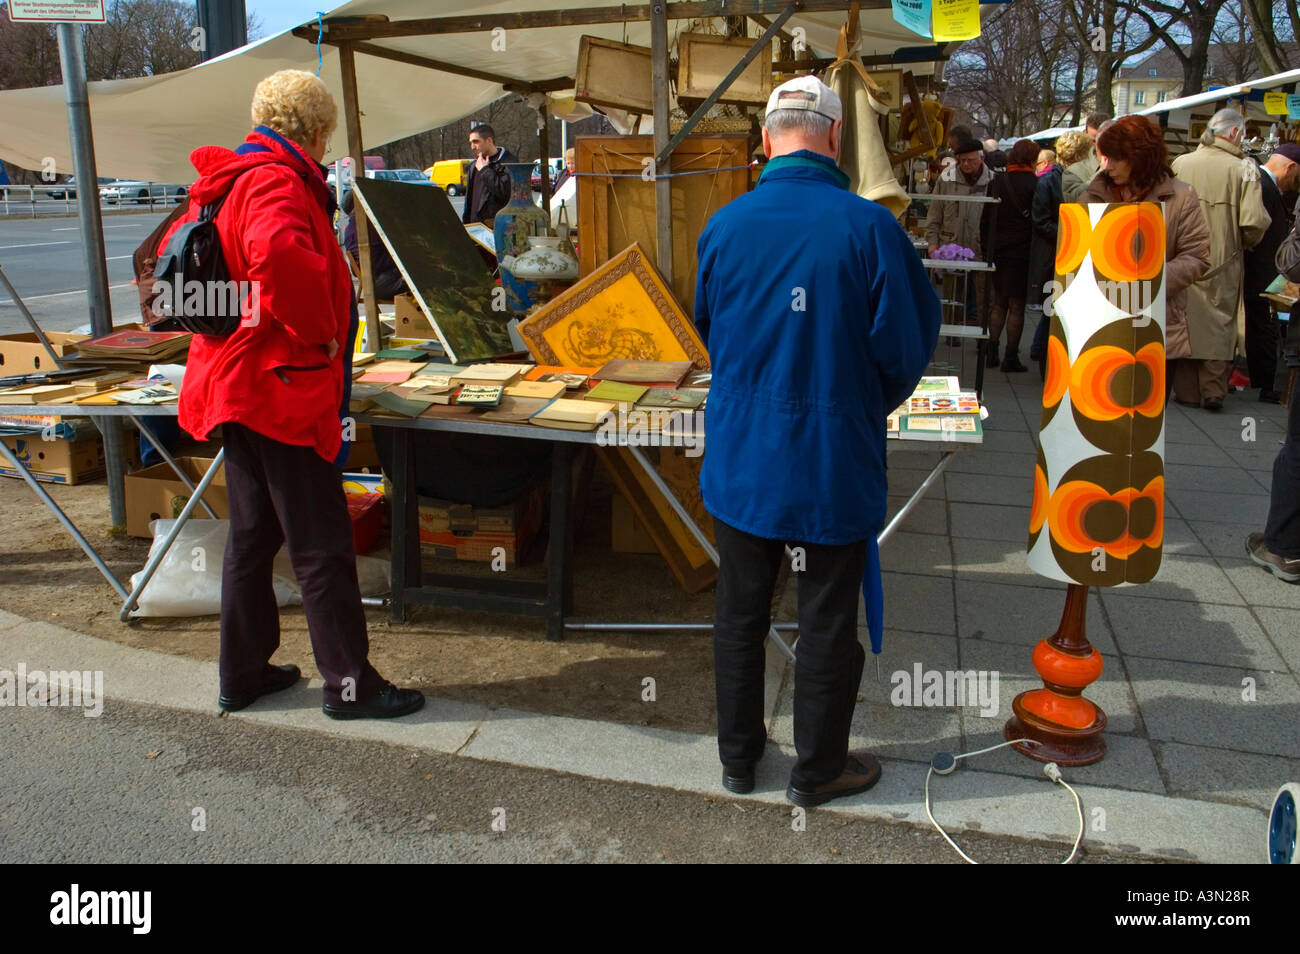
[338,42,381,351]
[539,101,551,218]
[58,24,126,529]
[877,451,954,546]
[119,449,225,620]
[130,414,218,519]
[564,622,800,632]
[650,0,674,281]
[0,439,129,601]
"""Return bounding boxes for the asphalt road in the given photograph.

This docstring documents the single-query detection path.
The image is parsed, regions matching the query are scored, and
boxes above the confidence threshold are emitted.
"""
[0,698,1129,864]
[0,197,467,337]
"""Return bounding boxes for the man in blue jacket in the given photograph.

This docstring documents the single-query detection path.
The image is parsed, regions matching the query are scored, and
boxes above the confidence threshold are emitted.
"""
[695,76,941,807]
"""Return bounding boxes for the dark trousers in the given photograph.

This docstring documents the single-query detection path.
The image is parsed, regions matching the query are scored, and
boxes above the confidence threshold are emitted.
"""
[1265,375,1300,560]
[1243,290,1279,393]
[713,518,868,789]
[219,422,383,705]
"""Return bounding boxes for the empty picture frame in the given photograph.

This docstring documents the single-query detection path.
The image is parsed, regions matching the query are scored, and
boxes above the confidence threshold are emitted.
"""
[516,242,710,370]
[676,32,774,105]
[353,178,512,364]
[575,35,655,115]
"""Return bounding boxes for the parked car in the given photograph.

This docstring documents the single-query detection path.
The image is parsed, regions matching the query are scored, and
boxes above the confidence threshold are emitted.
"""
[99,180,188,204]
[531,158,564,191]
[427,159,470,196]
[371,168,432,184]
[44,176,113,199]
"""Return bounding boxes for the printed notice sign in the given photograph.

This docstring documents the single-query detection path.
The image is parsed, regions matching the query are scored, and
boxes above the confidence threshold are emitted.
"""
[7,1,107,23]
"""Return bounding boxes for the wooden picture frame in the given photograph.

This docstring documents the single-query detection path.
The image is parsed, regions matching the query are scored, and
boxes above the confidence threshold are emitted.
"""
[866,68,903,113]
[575,134,751,314]
[517,242,710,369]
[575,35,654,115]
[598,446,716,594]
[677,32,774,105]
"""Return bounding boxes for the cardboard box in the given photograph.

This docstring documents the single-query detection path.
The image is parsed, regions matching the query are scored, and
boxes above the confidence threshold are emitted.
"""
[0,433,104,484]
[394,294,436,337]
[611,493,658,554]
[0,332,88,374]
[124,457,228,538]
[418,483,548,566]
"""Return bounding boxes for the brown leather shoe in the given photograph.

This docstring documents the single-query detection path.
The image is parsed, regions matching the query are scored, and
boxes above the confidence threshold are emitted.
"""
[787,752,882,807]
[1246,533,1300,583]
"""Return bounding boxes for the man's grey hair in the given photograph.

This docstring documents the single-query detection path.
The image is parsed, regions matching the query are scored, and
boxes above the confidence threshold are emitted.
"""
[763,108,833,139]
[1201,107,1244,146]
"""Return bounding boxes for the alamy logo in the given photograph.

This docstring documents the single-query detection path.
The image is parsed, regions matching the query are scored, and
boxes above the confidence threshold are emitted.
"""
[49,884,151,934]
[0,665,102,717]
[890,664,999,717]
[150,277,261,327]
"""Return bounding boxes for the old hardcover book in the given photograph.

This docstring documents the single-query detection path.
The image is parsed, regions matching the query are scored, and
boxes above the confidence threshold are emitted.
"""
[524,365,598,388]
[0,384,78,404]
[479,395,552,423]
[913,375,961,393]
[593,359,692,387]
[906,391,980,415]
[357,370,415,385]
[455,384,504,406]
[586,380,648,404]
[349,383,384,412]
[374,348,431,361]
[899,414,982,443]
[370,390,435,418]
[637,387,705,409]
[504,379,566,401]
[530,397,616,431]
[450,363,530,387]
[70,372,133,392]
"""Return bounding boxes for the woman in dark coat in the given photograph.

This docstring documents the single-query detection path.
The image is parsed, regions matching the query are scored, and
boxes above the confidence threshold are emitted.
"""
[980,138,1040,371]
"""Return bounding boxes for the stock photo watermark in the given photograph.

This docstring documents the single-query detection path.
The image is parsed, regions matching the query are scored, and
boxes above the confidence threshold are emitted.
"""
[0,665,103,717]
[890,664,999,718]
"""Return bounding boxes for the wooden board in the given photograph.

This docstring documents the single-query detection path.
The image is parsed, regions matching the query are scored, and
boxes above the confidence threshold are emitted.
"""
[598,446,716,594]
[516,242,709,369]
[353,178,512,364]
[575,35,654,114]
[575,134,751,315]
[676,32,774,105]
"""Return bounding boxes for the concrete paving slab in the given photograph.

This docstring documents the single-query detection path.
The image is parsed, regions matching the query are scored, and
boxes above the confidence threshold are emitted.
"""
[1154,740,1300,810]
[945,450,1038,478]
[955,580,1117,654]
[1102,595,1288,671]
[1165,465,1268,496]
[883,497,947,536]
[949,502,1033,543]
[1160,516,1211,556]
[1099,554,1243,606]
[1247,470,1275,493]
[888,468,948,500]
[1165,442,1238,467]
[1189,520,1266,559]
[975,429,1040,454]
[878,531,952,578]
[879,572,955,635]
[1125,656,1300,758]
[1251,606,1300,676]
[946,471,1034,505]
[1165,488,1269,525]
[1219,558,1300,611]
[960,725,1164,795]
[949,537,1037,586]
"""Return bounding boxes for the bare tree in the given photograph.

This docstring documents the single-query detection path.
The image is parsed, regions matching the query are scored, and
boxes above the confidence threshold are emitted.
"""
[1063,0,1162,121]
[1116,0,1232,95]
[1213,0,1255,84]
[1243,0,1297,74]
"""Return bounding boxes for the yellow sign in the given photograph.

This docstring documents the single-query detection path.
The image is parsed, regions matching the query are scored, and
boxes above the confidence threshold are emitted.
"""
[932,0,981,41]
[1264,91,1288,115]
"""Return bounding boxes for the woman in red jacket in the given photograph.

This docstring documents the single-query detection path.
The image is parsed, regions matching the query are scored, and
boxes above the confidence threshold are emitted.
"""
[165,70,423,720]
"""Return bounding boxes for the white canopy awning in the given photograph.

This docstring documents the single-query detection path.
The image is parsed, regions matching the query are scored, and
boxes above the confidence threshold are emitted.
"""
[0,0,996,183]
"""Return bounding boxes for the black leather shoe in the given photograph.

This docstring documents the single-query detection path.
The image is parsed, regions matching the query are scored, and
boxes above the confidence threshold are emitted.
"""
[218,664,302,712]
[1202,397,1223,412]
[1260,389,1282,404]
[722,766,756,795]
[322,683,425,720]
[787,752,883,807]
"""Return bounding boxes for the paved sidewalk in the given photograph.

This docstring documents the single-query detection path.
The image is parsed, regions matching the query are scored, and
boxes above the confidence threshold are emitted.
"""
[0,371,1292,863]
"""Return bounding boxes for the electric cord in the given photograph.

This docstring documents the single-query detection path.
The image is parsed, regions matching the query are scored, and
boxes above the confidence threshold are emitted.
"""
[924,738,1085,864]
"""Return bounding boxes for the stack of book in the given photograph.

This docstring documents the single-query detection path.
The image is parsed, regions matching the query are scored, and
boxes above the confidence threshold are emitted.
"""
[888,376,983,443]
[68,329,191,367]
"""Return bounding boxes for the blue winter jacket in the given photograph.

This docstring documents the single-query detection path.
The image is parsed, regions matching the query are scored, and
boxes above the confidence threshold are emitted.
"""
[694,150,940,545]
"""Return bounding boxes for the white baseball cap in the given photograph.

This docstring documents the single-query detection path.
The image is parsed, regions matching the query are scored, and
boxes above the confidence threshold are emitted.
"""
[764,75,842,124]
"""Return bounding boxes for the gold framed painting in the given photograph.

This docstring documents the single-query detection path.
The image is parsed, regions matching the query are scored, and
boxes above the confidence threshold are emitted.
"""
[517,243,710,370]
[866,68,903,112]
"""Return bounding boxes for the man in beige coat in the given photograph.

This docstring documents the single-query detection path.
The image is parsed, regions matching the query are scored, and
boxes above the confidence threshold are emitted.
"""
[925,137,993,324]
[1170,108,1271,409]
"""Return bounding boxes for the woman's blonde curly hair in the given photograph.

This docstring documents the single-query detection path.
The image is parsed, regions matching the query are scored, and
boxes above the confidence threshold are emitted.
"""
[250,69,337,150]
[1055,130,1093,167]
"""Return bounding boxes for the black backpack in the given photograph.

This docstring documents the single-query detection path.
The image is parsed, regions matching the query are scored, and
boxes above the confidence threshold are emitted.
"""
[152,163,303,335]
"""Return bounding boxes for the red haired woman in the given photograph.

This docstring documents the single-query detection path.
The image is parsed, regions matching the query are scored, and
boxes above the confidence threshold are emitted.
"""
[1076,116,1211,401]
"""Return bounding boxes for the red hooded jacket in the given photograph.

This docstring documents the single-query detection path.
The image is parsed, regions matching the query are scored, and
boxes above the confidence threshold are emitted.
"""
[162,128,351,463]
